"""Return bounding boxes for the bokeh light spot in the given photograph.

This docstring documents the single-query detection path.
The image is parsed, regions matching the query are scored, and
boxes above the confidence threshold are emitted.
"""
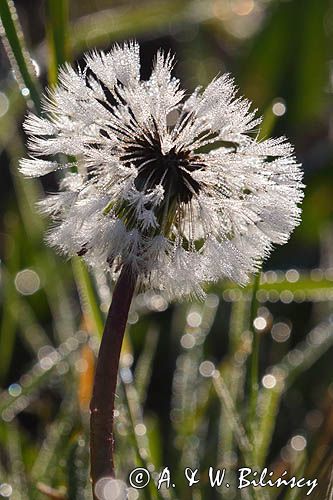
[21,87,30,97]
[272,99,287,116]
[8,383,22,397]
[134,423,146,436]
[180,333,195,349]
[253,316,267,331]
[94,478,127,500]
[291,435,307,451]
[262,374,276,389]
[0,484,13,497]
[199,360,215,377]
[271,322,291,343]
[186,311,202,328]
[15,269,40,295]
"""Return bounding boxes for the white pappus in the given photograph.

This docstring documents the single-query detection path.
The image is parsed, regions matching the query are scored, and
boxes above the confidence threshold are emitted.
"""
[20,41,304,299]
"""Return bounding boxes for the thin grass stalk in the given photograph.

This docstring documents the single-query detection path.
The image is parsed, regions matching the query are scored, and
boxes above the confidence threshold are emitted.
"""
[72,257,104,337]
[90,265,137,498]
[5,422,30,500]
[0,0,40,111]
[248,271,261,463]
[121,377,161,500]
[135,325,159,405]
[66,436,90,500]
[326,467,333,500]
[0,228,19,382]
[213,375,270,500]
[212,372,252,462]
[218,298,248,468]
[256,379,284,468]
[45,0,71,85]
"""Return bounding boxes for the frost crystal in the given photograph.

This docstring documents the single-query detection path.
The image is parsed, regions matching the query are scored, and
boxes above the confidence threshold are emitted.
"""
[20,41,304,299]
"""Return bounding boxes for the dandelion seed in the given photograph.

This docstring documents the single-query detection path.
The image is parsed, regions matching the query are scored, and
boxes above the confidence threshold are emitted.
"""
[20,41,304,299]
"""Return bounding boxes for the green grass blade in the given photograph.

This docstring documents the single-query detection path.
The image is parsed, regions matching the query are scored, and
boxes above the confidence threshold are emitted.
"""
[45,0,71,86]
[121,377,161,500]
[256,375,284,468]
[66,436,90,500]
[212,372,252,461]
[216,269,333,301]
[218,298,249,469]
[326,467,333,500]
[0,220,20,382]
[247,271,261,464]
[2,422,30,500]
[134,325,160,405]
[0,0,40,111]
[72,257,104,338]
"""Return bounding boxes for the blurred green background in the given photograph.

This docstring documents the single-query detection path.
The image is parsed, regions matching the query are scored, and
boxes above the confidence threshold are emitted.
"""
[1,0,333,499]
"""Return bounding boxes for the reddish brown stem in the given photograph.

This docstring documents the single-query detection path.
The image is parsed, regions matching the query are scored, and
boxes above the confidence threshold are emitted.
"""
[90,265,137,499]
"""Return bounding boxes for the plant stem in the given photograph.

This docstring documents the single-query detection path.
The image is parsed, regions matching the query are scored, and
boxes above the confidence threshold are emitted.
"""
[90,265,137,498]
[248,271,261,464]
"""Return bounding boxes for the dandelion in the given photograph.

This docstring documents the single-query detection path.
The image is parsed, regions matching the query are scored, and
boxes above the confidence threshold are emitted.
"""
[20,41,304,496]
[20,41,303,301]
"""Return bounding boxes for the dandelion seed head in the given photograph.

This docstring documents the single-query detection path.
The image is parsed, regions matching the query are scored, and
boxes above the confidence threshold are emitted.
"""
[20,41,304,299]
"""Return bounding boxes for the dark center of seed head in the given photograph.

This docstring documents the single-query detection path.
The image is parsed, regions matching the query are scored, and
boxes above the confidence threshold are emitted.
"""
[121,136,203,204]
